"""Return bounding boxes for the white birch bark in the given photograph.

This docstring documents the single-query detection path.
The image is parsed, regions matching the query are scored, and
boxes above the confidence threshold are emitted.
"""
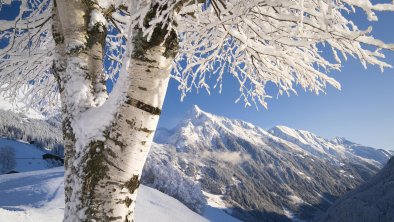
[80,45,172,222]
[60,45,172,222]
[53,1,176,221]
[52,1,106,221]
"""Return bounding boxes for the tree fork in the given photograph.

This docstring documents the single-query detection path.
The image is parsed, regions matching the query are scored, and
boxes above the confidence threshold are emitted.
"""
[74,12,180,218]
[55,0,180,221]
[77,44,175,221]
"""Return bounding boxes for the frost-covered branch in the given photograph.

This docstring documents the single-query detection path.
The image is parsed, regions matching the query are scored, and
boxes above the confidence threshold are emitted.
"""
[0,0,57,111]
[1,0,394,112]
[174,0,394,108]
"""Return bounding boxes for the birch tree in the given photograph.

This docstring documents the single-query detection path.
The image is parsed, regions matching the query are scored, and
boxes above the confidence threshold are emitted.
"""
[0,0,393,221]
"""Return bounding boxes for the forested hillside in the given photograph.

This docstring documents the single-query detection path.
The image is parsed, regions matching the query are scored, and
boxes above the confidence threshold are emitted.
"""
[0,109,63,155]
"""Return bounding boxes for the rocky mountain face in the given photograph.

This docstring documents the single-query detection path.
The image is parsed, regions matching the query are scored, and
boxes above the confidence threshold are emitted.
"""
[142,105,392,222]
[317,156,394,222]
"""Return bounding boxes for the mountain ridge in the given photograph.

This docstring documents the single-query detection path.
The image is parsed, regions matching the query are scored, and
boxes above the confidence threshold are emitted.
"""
[144,105,393,222]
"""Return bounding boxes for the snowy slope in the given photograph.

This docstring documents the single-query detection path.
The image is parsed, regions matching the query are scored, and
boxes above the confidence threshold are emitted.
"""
[0,138,56,173]
[269,126,391,167]
[268,125,348,160]
[0,168,239,222]
[318,157,394,222]
[332,137,393,166]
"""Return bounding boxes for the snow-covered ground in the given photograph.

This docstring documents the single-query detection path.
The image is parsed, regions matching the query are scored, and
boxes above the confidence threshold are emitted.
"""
[0,168,240,222]
[0,138,51,173]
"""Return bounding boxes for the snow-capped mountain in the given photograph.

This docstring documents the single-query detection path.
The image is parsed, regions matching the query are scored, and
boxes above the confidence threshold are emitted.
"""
[318,156,394,222]
[268,126,391,167]
[331,137,393,166]
[0,95,46,120]
[0,94,60,120]
[142,105,392,222]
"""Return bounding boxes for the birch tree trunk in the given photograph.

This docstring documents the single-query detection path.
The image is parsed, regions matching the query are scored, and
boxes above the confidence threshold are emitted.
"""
[51,4,79,221]
[62,46,172,222]
[79,45,172,222]
[53,1,176,221]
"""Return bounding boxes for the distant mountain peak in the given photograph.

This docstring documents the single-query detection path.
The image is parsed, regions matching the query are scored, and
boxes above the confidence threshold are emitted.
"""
[183,105,258,130]
[332,137,353,145]
[182,105,217,125]
[185,105,208,119]
[192,104,202,113]
[269,125,297,135]
[171,105,212,133]
[268,125,312,142]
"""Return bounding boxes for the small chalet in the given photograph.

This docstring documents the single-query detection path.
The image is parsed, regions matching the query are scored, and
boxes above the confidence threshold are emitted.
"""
[42,153,64,164]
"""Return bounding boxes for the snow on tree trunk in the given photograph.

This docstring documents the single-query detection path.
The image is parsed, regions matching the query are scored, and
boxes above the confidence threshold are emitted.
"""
[60,46,172,222]
[52,0,107,221]
[79,46,172,222]
[53,1,175,220]
[51,4,78,222]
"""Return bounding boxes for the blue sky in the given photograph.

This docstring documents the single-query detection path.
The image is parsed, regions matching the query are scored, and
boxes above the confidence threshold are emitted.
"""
[158,7,394,150]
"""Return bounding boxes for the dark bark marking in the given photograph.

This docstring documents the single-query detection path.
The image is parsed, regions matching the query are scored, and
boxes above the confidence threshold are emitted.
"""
[138,86,147,91]
[139,127,154,134]
[106,216,122,221]
[124,175,140,194]
[106,181,122,187]
[132,4,179,59]
[108,131,126,150]
[112,138,126,150]
[107,148,117,158]
[126,119,136,127]
[125,210,134,222]
[104,156,125,173]
[124,197,133,208]
[125,97,161,115]
[83,0,107,50]
[82,140,110,220]
[67,44,86,55]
